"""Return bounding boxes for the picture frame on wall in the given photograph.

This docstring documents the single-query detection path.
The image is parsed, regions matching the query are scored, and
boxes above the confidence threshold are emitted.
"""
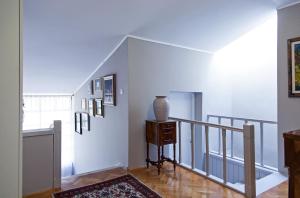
[288,37,300,97]
[81,98,87,111]
[81,112,90,131]
[103,74,116,106]
[75,112,82,134]
[95,98,104,117]
[88,98,96,116]
[94,78,102,94]
[88,80,94,95]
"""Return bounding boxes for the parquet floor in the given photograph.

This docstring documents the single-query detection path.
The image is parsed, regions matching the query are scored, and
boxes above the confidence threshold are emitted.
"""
[257,181,288,198]
[24,162,288,198]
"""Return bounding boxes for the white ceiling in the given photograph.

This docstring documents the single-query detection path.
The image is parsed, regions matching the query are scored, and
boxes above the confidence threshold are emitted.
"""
[23,0,299,94]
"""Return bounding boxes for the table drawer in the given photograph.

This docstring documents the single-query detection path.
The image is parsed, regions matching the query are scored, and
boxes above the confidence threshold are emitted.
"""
[159,122,176,131]
[160,131,176,144]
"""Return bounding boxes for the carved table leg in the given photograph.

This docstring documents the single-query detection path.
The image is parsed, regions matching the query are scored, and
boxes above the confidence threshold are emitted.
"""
[173,143,176,171]
[161,145,164,159]
[289,168,295,198]
[146,142,149,168]
[157,144,160,175]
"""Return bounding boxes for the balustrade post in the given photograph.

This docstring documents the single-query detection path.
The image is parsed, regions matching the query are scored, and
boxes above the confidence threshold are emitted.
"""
[222,128,227,183]
[230,118,234,158]
[260,122,264,166]
[205,126,209,176]
[243,124,256,198]
[53,120,61,188]
[218,117,221,154]
[191,123,195,169]
[178,121,182,164]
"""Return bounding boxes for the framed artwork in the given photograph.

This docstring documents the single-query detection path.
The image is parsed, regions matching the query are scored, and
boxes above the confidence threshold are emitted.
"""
[288,37,300,97]
[88,80,94,95]
[95,98,104,117]
[81,113,90,131]
[103,74,116,106]
[81,98,87,111]
[88,98,96,116]
[75,112,82,134]
[94,78,102,94]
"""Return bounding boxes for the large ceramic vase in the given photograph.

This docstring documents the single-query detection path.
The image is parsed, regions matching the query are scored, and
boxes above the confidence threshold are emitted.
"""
[153,96,170,121]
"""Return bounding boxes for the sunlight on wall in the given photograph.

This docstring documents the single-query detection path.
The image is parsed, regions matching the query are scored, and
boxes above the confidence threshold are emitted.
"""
[211,13,278,168]
[212,12,277,120]
[213,14,277,77]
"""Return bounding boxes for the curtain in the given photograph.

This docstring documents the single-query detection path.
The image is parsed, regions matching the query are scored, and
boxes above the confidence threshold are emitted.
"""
[23,95,74,177]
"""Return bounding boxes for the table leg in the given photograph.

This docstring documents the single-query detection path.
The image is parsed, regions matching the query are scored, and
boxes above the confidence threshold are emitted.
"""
[146,142,149,168]
[157,144,160,175]
[173,143,176,171]
[289,169,294,198]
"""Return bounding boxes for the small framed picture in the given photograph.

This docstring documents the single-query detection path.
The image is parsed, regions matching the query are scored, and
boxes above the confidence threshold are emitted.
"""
[81,98,87,111]
[75,112,82,134]
[95,98,104,117]
[88,80,94,95]
[103,74,116,106]
[94,78,102,94]
[288,37,300,97]
[88,98,96,116]
[81,113,90,131]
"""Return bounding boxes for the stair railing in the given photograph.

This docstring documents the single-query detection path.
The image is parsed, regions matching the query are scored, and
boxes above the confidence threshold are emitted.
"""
[207,114,277,169]
[169,116,256,198]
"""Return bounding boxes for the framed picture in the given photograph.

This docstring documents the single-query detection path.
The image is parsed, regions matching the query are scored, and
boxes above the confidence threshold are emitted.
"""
[288,37,300,97]
[94,78,102,94]
[88,80,94,95]
[95,98,104,117]
[75,112,82,134]
[103,74,116,106]
[81,98,87,111]
[88,98,96,116]
[81,112,90,131]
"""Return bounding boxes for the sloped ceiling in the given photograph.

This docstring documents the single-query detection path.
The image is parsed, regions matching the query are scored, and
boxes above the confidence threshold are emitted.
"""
[23,0,299,94]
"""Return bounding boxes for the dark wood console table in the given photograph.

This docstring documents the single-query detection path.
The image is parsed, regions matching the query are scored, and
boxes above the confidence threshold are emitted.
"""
[283,130,300,198]
[146,120,177,174]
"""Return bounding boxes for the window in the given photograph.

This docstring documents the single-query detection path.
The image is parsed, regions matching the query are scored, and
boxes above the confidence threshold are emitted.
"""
[23,95,74,177]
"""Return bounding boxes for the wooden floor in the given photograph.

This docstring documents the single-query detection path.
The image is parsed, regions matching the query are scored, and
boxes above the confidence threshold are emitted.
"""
[24,163,288,198]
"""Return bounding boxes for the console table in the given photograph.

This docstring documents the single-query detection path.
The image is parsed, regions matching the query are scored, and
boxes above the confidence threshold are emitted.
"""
[283,130,300,198]
[146,120,177,174]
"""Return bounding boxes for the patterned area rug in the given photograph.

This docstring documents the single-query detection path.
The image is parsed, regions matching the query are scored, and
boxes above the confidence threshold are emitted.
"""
[53,174,161,198]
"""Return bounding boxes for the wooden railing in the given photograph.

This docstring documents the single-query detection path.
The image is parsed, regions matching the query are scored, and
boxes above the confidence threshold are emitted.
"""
[169,117,256,198]
[207,114,277,169]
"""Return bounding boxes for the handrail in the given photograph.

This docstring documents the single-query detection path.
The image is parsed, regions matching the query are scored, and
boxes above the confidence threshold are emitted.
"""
[207,114,278,169]
[169,117,243,132]
[207,114,277,124]
[169,116,256,198]
[22,128,54,137]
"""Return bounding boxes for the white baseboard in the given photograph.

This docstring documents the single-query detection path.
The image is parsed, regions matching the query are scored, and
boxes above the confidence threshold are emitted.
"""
[64,163,127,179]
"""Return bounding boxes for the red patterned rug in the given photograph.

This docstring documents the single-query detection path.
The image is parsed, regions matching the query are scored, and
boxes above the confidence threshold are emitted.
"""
[52,174,161,198]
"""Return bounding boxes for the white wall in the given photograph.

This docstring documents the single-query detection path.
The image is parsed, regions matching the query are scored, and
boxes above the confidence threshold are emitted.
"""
[73,33,277,171]
[277,3,300,173]
[213,16,278,167]
[128,38,233,168]
[0,0,22,197]
[73,41,128,174]
[214,16,277,121]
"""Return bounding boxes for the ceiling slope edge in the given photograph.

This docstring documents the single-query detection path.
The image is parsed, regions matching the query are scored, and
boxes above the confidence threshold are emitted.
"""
[277,0,300,9]
[73,35,214,94]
